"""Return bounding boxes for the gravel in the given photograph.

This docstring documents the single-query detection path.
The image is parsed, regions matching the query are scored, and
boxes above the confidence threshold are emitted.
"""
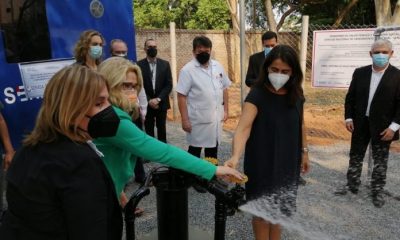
[2,120,397,239]
[128,121,400,240]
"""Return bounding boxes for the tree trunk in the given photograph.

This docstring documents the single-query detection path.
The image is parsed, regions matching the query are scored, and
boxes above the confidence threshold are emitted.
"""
[264,0,277,32]
[225,0,241,84]
[332,0,359,28]
[391,0,400,24]
[276,4,299,31]
[375,0,392,26]
[226,0,240,34]
[252,0,257,29]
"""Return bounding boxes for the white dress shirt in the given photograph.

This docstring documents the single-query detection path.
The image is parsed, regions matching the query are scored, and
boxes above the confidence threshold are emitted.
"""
[346,65,400,132]
[148,60,157,91]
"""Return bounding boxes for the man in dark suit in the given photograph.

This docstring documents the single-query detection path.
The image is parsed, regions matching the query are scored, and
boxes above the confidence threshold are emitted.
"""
[137,39,172,143]
[245,31,278,87]
[335,39,400,208]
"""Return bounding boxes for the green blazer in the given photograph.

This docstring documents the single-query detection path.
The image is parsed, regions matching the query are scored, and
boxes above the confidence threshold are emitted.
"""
[94,107,217,196]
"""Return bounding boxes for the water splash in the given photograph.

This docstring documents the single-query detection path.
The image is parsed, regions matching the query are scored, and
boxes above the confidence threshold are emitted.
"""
[239,194,351,240]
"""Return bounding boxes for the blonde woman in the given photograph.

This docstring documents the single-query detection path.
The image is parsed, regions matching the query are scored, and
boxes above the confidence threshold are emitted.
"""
[0,65,124,239]
[96,57,244,210]
[73,29,105,70]
[98,57,143,213]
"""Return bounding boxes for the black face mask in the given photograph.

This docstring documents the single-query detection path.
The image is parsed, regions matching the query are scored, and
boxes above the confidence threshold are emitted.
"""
[146,47,157,58]
[196,52,210,65]
[86,106,120,138]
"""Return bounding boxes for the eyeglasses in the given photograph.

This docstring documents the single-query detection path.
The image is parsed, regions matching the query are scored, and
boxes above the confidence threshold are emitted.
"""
[121,82,138,91]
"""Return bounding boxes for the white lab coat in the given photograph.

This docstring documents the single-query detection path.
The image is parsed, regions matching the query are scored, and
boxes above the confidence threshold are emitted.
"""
[176,59,231,147]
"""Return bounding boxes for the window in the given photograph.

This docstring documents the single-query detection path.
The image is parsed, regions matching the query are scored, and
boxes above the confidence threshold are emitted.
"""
[0,0,51,63]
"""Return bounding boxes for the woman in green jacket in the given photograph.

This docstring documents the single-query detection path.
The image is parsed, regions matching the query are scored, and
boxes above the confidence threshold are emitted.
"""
[96,57,243,207]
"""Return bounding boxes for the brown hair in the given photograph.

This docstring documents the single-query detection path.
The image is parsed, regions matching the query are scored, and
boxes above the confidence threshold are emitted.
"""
[73,29,105,65]
[24,65,108,146]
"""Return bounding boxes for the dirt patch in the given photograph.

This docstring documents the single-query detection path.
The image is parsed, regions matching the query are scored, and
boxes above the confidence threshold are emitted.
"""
[222,104,400,152]
[222,105,350,145]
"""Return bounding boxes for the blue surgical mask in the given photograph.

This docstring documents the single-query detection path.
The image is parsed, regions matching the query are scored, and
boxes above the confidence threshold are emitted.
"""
[89,45,103,59]
[372,53,389,67]
[264,47,273,56]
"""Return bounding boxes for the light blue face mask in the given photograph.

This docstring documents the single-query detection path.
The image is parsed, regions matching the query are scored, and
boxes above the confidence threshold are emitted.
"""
[372,53,389,67]
[264,47,273,56]
[89,45,103,59]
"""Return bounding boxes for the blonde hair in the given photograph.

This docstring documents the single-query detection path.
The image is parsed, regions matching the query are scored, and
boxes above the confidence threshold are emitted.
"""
[74,29,105,65]
[24,65,107,146]
[98,57,143,120]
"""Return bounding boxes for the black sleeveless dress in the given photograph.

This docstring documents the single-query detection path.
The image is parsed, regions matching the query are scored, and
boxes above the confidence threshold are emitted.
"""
[244,86,303,215]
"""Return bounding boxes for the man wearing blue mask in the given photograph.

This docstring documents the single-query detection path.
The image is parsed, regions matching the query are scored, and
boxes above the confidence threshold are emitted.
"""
[335,39,400,208]
[245,31,277,87]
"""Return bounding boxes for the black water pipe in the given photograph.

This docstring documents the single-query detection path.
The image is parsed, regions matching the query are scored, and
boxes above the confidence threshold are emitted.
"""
[124,185,150,240]
[197,179,246,240]
[132,167,245,240]
[152,168,193,240]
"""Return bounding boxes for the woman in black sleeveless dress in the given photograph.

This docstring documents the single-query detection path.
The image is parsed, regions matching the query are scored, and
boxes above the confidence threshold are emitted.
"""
[225,45,310,240]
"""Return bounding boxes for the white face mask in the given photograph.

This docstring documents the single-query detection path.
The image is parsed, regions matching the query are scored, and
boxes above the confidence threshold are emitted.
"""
[115,53,127,58]
[268,72,290,91]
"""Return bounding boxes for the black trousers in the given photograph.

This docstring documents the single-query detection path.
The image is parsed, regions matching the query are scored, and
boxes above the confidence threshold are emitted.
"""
[145,108,167,143]
[347,117,391,194]
[188,143,218,159]
[133,117,146,182]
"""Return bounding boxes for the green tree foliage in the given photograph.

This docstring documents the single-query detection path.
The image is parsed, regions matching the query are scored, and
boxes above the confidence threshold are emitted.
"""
[185,0,230,29]
[289,0,398,26]
[300,0,376,25]
[133,0,174,28]
[245,0,266,29]
[246,0,398,30]
[133,0,230,30]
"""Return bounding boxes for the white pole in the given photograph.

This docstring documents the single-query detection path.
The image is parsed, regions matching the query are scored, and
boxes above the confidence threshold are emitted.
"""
[300,15,309,86]
[169,22,178,119]
[239,0,246,105]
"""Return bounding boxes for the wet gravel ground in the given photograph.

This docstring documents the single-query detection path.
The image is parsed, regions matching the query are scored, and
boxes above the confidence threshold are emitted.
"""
[127,121,400,240]
[1,121,398,239]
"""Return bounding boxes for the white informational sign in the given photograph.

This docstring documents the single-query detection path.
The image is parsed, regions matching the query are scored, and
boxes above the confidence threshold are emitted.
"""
[19,58,75,99]
[312,29,400,88]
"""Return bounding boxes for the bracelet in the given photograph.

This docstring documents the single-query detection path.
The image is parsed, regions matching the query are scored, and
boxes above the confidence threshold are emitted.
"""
[302,147,309,153]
